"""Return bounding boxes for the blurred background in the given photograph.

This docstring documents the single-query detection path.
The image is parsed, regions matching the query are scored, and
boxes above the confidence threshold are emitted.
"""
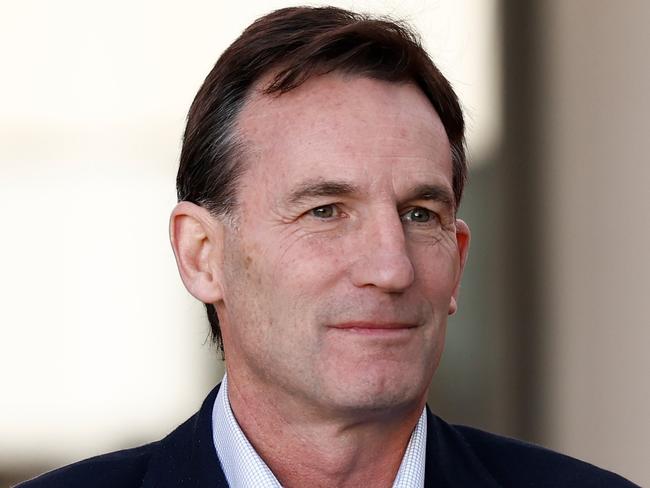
[1,0,648,485]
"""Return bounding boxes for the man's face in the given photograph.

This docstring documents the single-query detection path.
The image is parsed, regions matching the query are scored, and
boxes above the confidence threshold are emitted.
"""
[215,74,469,417]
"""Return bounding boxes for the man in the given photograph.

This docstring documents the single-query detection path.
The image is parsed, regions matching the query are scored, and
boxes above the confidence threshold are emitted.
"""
[19,6,637,488]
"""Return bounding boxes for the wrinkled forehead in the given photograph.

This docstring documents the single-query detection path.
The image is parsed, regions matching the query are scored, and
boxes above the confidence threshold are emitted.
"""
[236,73,452,176]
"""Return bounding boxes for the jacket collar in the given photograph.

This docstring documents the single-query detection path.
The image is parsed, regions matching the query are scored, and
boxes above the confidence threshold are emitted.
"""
[141,384,228,487]
[424,408,501,487]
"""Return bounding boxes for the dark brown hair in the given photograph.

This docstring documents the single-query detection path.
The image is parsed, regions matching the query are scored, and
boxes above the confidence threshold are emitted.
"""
[176,6,467,352]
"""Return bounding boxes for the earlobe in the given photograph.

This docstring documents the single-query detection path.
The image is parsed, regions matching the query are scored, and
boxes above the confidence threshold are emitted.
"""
[169,202,226,304]
[449,218,471,316]
[448,297,458,315]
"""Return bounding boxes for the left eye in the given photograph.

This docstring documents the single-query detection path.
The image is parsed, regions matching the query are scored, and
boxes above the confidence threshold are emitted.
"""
[309,204,337,219]
[402,207,435,223]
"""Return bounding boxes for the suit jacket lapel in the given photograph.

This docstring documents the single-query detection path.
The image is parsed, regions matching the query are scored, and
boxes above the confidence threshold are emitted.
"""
[141,384,228,488]
[424,408,502,488]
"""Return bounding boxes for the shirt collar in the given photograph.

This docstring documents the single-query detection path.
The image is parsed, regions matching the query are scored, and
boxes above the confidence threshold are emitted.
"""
[212,374,426,488]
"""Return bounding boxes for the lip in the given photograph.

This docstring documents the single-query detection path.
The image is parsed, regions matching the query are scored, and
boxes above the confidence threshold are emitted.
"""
[329,321,418,334]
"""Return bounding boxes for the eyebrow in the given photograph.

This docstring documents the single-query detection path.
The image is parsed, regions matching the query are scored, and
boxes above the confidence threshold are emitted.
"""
[285,178,456,210]
[286,178,359,206]
[406,184,455,210]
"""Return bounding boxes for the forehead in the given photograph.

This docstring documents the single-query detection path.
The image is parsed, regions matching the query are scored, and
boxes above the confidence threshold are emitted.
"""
[236,74,453,196]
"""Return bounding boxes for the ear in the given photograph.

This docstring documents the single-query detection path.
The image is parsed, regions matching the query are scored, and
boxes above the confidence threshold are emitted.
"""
[448,218,471,315]
[169,202,226,304]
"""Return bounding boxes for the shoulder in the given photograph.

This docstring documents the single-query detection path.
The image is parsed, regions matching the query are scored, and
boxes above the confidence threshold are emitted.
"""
[15,442,157,488]
[15,385,224,488]
[452,423,639,487]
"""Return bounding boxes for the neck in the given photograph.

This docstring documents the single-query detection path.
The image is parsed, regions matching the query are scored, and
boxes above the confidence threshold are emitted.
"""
[225,369,426,488]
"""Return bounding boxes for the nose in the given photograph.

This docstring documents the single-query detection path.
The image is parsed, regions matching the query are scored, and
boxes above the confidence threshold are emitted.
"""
[349,211,415,293]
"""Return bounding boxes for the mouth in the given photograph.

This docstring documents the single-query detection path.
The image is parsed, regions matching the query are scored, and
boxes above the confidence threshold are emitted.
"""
[329,321,418,336]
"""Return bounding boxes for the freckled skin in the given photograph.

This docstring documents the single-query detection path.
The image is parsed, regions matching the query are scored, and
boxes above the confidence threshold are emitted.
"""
[216,74,469,424]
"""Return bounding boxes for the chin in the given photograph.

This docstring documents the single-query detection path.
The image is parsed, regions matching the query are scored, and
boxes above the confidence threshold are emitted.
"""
[322,368,430,415]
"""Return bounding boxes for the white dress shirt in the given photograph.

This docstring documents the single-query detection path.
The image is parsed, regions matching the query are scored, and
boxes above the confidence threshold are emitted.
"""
[212,374,427,487]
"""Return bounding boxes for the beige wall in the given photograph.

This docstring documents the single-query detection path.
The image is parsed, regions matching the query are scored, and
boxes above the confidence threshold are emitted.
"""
[538,2,650,485]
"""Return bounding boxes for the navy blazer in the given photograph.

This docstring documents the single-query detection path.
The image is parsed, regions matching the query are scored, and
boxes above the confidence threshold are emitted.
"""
[17,384,638,487]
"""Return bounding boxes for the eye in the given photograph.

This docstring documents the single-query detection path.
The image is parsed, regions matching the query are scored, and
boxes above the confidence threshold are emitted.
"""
[401,207,436,223]
[309,204,338,219]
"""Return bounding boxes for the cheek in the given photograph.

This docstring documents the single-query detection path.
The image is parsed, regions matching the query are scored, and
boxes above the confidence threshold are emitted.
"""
[272,231,349,287]
[221,237,276,336]
[411,244,459,298]
[225,234,341,327]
